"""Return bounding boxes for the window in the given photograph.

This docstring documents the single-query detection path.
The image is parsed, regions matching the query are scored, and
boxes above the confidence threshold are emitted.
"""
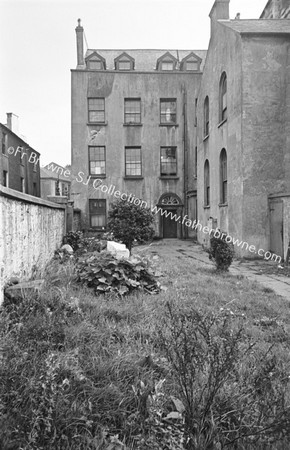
[89,199,106,229]
[2,170,8,187]
[156,52,177,71]
[89,146,106,175]
[204,96,209,137]
[114,52,135,71]
[124,98,141,124]
[160,147,177,176]
[160,99,176,124]
[161,61,174,71]
[21,177,25,193]
[2,132,7,154]
[219,72,227,122]
[33,182,37,196]
[88,98,105,123]
[220,149,227,204]
[86,52,106,70]
[204,159,210,206]
[125,147,142,177]
[186,61,199,71]
[88,60,102,70]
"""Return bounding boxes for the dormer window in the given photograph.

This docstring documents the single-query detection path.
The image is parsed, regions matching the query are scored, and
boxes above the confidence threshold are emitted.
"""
[180,52,202,72]
[114,52,135,71]
[157,52,177,71]
[85,52,106,70]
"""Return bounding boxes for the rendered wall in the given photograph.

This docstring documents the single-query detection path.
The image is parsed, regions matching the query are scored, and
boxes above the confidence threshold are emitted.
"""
[0,186,66,303]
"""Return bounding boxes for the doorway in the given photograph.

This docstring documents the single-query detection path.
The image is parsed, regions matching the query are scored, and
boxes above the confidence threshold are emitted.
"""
[163,209,177,238]
[269,199,283,257]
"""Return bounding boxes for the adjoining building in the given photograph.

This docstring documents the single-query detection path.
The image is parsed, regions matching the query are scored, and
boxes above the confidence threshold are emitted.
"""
[0,113,41,197]
[197,0,290,260]
[40,162,71,201]
[260,0,290,18]
[71,20,206,238]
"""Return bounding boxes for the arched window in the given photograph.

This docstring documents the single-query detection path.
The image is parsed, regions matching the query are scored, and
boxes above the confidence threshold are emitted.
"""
[204,159,210,206]
[204,96,209,137]
[219,72,227,122]
[220,149,227,204]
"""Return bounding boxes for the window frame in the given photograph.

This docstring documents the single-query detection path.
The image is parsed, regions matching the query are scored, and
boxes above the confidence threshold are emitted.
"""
[220,149,227,204]
[125,146,142,177]
[88,97,105,124]
[2,132,7,154]
[2,170,8,187]
[88,145,106,176]
[160,98,177,125]
[124,98,141,124]
[204,96,209,137]
[204,159,210,207]
[89,199,107,229]
[219,72,227,123]
[160,146,177,177]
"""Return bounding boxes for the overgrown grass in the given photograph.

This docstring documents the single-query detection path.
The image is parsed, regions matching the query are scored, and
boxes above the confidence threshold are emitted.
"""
[1,242,290,449]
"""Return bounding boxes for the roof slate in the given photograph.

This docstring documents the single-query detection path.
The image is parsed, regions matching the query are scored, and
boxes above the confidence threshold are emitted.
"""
[83,49,207,71]
[219,19,290,34]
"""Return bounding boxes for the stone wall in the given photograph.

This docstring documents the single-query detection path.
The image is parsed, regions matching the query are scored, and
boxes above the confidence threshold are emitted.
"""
[0,186,66,303]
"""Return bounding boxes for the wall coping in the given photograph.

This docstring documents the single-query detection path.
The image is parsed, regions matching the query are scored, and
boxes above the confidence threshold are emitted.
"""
[0,185,66,209]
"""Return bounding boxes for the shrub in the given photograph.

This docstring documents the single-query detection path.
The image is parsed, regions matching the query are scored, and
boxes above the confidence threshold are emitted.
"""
[108,199,155,253]
[208,231,234,271]
[157,303,290,449]
[62,231,83,251]
[76,252,160,296]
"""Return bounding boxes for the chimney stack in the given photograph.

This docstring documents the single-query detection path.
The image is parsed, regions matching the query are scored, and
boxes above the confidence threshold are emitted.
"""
[209,0,230,37]
[6,113,19,134]
[75,18,84,66]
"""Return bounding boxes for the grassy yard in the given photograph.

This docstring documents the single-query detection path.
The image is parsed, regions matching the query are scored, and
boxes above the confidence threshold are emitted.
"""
[1,240,290,449]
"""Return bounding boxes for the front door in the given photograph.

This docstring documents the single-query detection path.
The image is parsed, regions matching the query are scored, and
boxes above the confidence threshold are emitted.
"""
[163,209,177,238]
[269,199,283,257]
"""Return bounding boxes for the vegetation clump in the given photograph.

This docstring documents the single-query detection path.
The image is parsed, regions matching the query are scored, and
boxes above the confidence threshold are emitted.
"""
[108,199,155,253]
[208,232,234,271]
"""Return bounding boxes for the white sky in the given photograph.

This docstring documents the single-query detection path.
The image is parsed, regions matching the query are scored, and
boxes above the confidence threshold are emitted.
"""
[0,0,267,166]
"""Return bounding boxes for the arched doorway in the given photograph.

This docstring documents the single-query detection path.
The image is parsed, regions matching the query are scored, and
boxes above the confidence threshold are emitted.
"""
[157,193,183,238]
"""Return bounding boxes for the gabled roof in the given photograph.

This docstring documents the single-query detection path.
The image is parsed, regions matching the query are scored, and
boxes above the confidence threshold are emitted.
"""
[84,49,207,71]
[85,51,106,63]
[219,19,290,35]
[114,51,135,62]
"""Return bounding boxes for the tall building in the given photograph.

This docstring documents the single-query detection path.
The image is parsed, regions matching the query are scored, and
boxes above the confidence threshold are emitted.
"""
[71,0,290,260]
[0,113,41,197]
[71,20,206,238]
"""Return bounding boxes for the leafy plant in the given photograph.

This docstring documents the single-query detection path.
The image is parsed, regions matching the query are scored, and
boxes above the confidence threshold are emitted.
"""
[208,232,234,271]
[62,231,84,251]
[76,252,160,296]
[108,199,155,253]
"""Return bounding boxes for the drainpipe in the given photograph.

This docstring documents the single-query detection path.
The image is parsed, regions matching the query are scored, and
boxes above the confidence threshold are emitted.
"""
[183,88,189,239]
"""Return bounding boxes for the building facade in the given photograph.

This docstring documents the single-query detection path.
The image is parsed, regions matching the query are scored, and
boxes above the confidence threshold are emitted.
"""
[197,0,290,259]
[71,0,290,259]
[0,113,41,197]
[71,33,206,238]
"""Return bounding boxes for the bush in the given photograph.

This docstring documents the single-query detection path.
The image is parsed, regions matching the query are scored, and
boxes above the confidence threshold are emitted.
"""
[208,231,234,271]
[62,231,83,251]
[76,252,160,296]
[108,199,155,253]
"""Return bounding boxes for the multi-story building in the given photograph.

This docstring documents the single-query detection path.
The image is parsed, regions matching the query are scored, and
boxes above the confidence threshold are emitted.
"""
[71,0,290,260]
[197,0,290,259]
[0,113,41,197]
[71,21,206,238]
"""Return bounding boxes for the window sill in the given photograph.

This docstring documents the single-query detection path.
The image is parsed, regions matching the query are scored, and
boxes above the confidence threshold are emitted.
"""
[218,118,227,128]
[123,123,143,127]
[123,176,144,180]
[159,123,179,127]
[159,176,179,180]
[204,205,210,209]
[87,122,108,126]
[219,202,228,207]
[203,134,209,142]
[89,174,106,178]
